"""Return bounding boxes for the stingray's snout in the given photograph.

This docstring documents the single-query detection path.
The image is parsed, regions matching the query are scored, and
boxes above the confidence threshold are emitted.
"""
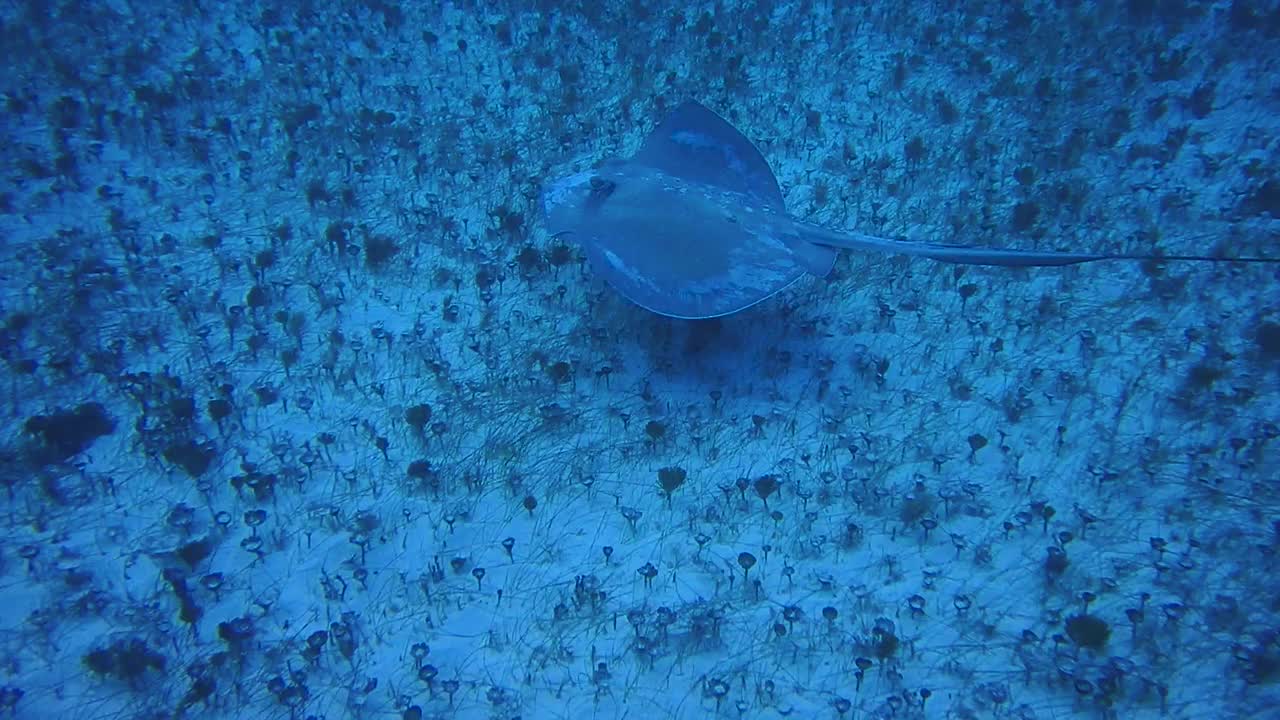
[541,170,593,218]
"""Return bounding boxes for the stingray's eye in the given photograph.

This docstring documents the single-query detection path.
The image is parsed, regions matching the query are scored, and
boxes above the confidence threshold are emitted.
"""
[588,176,616,197]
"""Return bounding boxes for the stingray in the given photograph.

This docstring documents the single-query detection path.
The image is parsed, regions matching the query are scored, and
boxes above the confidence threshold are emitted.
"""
[542,101,1277,319]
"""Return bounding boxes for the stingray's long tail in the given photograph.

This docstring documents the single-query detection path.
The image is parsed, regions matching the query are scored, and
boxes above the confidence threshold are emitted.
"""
[797,221,1280,268]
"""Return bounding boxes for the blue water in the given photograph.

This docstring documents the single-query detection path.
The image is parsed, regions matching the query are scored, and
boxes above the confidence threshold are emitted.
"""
[2,2,1278,719]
